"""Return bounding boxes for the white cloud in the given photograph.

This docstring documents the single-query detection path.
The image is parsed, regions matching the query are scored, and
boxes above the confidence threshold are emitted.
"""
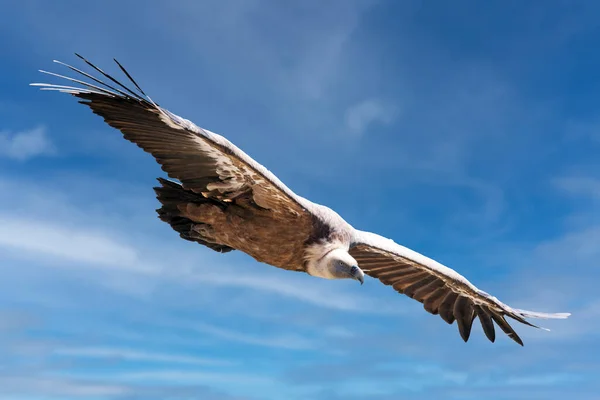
[53,346,235,366]
[0,215,396,314]
[530,225,600,271]
[189,321,314,350]
[565,117,600,143]
[112,370,273,386]
[0,174,399,315]
[506,373,582,386]
[0,376,129,398]
[0,214,398,314]
[498,224,600,342]
[553,176,600,199]
[185,270,401,314]
[322,326,355,338]
[0,215,144,272]
[284,0,377,100]
[344,99,398,136]
[517,299,600,342]
[121,0,379,104]
[0,126,55,160]
[0,311,37,332]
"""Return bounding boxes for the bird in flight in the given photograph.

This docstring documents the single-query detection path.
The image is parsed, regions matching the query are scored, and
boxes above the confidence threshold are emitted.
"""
[32,54,570,346]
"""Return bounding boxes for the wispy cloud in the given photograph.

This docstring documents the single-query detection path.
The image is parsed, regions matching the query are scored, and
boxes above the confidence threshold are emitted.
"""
[53,346,235,366]
[0,310,37,332]
[553,176,600,199]
[0,173,398,315]
[565,117,600,143]
[0,375,258,399]
[529,225,600,272]
[0,215,395,314]
[110,370,274,386]
[506,373,583,387]
[187,271,402,314]
[322,326,355,339]
[0,376,130,398]
[0,126,55,160]
[0,215,143,272]
[344,99,398,136]
[188,322,314,350]
[282,0,377,100]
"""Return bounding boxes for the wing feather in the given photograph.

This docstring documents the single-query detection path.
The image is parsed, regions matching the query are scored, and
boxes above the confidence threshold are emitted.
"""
[454,296,476,342]
[475,305,496,343]
[438,292,458,325]
[350,230,570,345]
[32,55,313,221]
[422,287,449,315]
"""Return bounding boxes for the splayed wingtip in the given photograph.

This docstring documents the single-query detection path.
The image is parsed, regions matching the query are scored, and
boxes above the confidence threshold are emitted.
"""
[514,309,571,320]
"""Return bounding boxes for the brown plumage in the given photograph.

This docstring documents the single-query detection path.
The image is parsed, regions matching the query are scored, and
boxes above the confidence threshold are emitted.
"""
[32,54,571,346]
[348,242,563,346]
[60,57,317,272]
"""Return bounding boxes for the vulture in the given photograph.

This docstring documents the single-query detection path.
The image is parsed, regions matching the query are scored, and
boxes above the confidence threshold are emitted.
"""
[32,54,570,346]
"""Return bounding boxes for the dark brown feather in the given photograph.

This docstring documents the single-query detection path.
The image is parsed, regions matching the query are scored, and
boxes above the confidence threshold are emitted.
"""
[154,178,234,253]
[390,271,430,287]
[403,275,438,299]
[475,305,496,343]
[454,296,475,342]
[491,311,524,346]
[377,268,422,284]
[438,291,458,324]
[422,286,449,315]
[412,278,445,301]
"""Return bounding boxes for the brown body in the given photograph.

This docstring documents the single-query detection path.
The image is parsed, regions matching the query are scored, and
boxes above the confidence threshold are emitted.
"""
[178,195,313,271]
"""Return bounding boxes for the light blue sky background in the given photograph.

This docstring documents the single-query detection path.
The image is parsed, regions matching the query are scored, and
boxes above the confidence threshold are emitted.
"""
[1,1,598,399]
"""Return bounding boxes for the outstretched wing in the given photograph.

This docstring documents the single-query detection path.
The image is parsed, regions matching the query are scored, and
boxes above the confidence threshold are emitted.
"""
[350,230,570,345]
[32,55,313,219]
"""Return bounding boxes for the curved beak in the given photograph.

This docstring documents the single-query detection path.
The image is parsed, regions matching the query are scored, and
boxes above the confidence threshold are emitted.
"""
[350,265,364,285]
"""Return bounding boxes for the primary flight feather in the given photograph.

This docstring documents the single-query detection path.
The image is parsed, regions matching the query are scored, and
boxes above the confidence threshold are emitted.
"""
[32,55,570,346]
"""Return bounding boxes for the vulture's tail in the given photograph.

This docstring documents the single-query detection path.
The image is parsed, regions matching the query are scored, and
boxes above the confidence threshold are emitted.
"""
[153,177,235,253]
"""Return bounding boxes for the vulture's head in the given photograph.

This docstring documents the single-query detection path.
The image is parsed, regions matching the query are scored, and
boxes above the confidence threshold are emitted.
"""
[323,248,364,284]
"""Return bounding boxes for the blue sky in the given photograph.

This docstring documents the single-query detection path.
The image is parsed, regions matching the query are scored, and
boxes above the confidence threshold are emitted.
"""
[0,0,599,399]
